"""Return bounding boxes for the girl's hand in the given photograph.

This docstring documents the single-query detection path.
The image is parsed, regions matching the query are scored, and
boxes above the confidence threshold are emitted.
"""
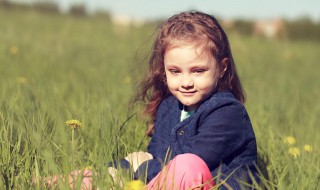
[125,151,153,172]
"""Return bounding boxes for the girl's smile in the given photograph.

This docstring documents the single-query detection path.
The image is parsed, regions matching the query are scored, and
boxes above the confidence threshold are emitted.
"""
[180,91,196,96]
[164,43,222,111]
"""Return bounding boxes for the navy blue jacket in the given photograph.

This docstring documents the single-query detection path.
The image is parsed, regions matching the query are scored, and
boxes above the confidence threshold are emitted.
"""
[135,91,258,189]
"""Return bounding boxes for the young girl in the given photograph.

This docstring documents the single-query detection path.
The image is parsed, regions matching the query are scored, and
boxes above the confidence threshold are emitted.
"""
[42,10,258,190]
[118,10,258,190]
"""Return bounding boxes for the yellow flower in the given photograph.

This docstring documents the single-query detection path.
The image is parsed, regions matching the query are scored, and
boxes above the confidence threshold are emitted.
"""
[283,136,296,145]
[65,119,82,129]
[83,165,94,171]
[10,46,19,54]
[124,180,145,190]
[304,144,313,152]
[288,147,301,158]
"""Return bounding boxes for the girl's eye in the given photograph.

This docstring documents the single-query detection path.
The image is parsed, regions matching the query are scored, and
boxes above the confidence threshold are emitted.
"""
[193,69,205,74]
[169,69,180,74]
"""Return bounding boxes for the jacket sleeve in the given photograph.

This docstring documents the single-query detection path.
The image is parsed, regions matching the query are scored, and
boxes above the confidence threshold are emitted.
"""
[182,101,251,171]
[134,97,173,182]
[183,101,256,189]
[134,158,163,182]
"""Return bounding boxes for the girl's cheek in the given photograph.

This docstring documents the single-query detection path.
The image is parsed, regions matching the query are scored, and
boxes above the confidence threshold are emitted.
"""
[167,77,179,86]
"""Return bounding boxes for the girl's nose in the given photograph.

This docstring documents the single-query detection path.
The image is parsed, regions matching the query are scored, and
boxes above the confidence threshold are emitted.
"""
[181,76,194,88]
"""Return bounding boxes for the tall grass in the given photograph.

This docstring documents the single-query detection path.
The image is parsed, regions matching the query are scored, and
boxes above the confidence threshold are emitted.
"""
[232,35,320,189]
[0,7,319,189]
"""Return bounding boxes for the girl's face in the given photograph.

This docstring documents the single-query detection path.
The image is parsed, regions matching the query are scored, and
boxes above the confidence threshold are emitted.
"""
[164,44,224,111]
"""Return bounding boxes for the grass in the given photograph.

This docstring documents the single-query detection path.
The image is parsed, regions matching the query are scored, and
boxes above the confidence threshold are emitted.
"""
[1,7,320,189]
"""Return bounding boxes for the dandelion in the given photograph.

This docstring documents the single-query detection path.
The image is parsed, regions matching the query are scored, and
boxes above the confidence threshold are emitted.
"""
[304,144,313,152]
[65,119,82,129]
[66,119,82,169]
[84,165,94,171]
[10,46,19,55]
[124,180,145,190]
[283,136,296,145]
[288,147,301,158]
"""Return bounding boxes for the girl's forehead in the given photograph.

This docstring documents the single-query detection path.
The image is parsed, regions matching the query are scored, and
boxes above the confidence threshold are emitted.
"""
[164,44,217,66]
[165,41,212,59]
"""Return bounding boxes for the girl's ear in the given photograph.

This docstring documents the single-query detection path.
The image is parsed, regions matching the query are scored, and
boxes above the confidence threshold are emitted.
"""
[219,58,228,78]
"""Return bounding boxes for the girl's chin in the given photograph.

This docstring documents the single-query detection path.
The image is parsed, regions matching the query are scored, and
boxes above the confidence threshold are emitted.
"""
[181,103,199,111]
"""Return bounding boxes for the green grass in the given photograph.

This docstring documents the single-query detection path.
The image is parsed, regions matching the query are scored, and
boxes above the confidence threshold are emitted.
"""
[1,7,320,189]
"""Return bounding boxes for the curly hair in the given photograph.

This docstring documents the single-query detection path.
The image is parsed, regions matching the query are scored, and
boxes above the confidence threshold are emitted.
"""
[136,10,245,125]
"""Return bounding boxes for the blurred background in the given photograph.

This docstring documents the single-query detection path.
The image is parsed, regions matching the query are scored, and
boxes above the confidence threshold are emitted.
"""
[1,0,320,41]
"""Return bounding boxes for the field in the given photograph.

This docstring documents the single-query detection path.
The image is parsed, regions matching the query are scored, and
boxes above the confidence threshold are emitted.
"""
[1,7,320,189]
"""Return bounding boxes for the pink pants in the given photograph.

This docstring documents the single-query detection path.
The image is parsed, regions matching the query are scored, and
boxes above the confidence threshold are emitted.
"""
[41,154,214,190]
[147,153,214,190]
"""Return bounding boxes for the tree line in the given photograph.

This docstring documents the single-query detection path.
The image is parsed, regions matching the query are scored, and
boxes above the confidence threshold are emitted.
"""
[1,0,319,42]
[223,18,320,42]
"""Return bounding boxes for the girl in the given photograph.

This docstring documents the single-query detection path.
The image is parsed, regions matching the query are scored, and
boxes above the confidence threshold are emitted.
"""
[42,10,258,190]
[117,10,258,190]
[131,10,258,189]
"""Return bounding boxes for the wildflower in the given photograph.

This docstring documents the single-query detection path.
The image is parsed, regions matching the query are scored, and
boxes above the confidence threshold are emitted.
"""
[303,144,313,152]
[65,119,82,129]
[288,147,301,158]
[283,136,296,145]
[84,166,94,171]
[10,46,19,54]
[124,180,145,190]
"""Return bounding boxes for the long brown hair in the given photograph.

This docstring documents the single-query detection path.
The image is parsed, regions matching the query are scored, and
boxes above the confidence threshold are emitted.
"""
[135,10,245,125]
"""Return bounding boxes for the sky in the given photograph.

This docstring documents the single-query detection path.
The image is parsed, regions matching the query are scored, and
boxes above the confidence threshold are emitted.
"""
[13,0,320,21]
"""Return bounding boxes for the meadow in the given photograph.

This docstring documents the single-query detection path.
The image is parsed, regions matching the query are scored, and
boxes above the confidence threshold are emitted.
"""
[0,7,319,189]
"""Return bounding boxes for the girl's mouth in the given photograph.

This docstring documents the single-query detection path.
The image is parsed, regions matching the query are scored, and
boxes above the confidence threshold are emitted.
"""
[180,91,196,96]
